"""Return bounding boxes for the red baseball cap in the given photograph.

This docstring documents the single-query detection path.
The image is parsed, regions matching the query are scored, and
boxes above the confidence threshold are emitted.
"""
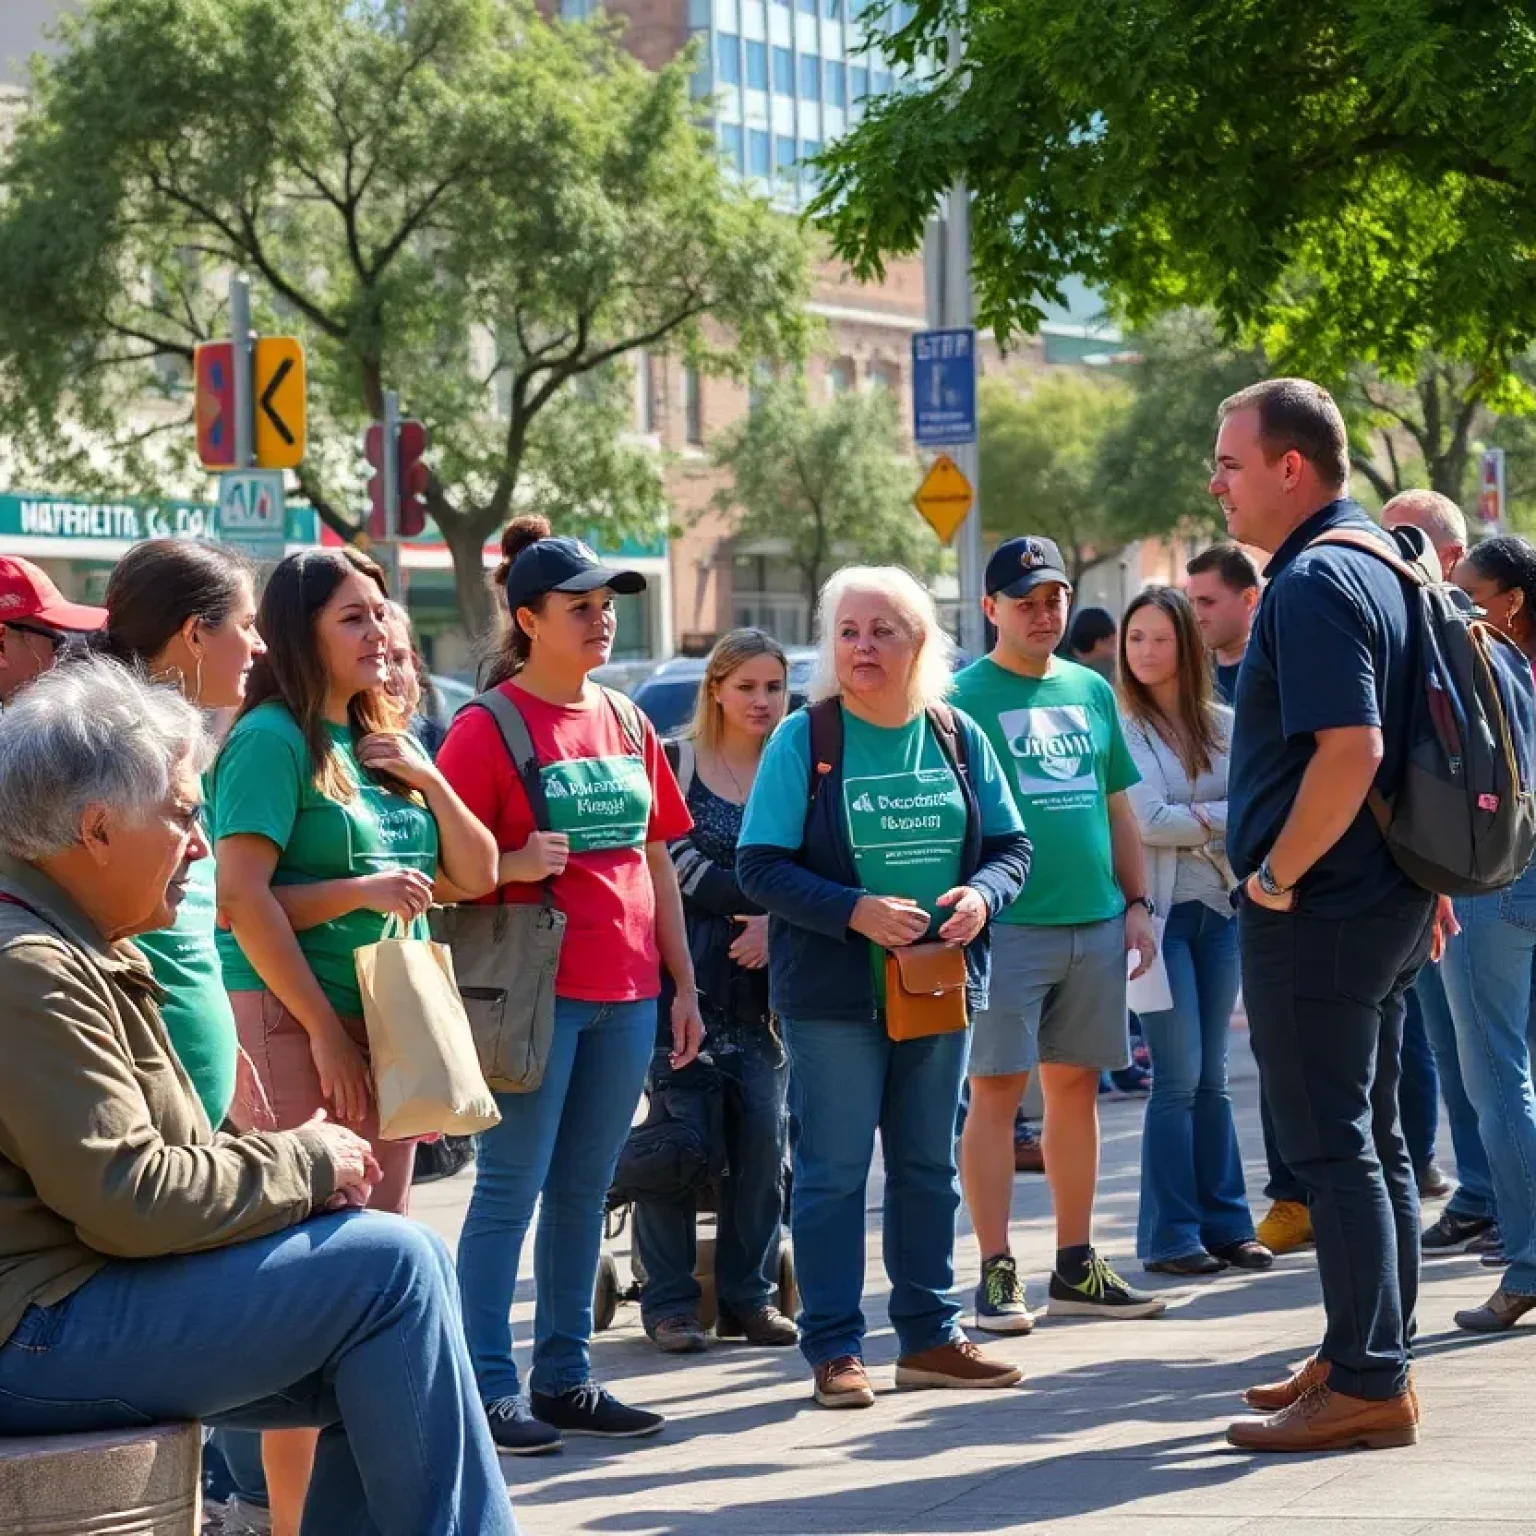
[0,557,108,632]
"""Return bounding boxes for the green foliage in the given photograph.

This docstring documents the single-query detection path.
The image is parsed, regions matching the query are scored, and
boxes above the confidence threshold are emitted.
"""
[710,379,940,605]
[812,1,1536,395]
[0,0,812,631]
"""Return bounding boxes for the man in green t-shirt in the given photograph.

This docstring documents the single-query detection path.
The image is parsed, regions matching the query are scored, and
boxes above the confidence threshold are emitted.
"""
[951,536,1164,1331]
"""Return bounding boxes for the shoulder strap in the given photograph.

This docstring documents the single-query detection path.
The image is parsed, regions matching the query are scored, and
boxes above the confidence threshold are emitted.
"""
[1309,528,1430,587]
[663,736,696,798]
[601,687,646,756]
[806,697,844,809]
[924,701,969,777]
[470,688,550,832]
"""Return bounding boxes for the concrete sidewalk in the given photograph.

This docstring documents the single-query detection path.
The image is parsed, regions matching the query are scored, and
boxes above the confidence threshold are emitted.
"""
[412,1032,1536,1535]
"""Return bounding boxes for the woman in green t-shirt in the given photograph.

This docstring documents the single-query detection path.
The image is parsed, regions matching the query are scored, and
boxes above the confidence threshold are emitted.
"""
[102,538,265,1129]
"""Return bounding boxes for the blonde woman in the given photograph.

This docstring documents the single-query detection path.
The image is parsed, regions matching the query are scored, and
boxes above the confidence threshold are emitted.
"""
[738,568,1031,1408]
[635,629,798,1353]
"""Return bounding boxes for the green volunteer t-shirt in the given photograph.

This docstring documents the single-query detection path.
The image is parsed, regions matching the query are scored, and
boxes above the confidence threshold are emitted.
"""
[951,655,1138,927]
[135,846,237,1128]
[842,711,969,994]
[541,755,652,852]
[210,702,439,1016]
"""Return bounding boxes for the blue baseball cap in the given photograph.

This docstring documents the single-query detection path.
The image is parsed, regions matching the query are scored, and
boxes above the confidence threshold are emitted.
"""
[985,536,1071,598]
[504,537,647,612]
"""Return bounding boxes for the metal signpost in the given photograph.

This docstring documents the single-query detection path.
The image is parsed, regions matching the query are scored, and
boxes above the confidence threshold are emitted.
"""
[1479,447,1507,534]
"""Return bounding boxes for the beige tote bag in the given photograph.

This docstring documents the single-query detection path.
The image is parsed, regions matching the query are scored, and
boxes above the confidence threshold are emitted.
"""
[355,919,501,1140]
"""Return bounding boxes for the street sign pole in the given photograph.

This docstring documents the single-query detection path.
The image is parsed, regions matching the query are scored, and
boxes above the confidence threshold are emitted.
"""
[230,274,254,471]
[379,389,402,596]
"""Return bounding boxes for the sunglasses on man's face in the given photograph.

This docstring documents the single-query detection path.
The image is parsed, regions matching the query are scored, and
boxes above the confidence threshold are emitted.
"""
[6,622,66,652]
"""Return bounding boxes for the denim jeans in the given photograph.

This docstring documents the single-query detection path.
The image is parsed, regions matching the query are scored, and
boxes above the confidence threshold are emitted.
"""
[1241,886,1434,1399]
[1440,872,1536,1294]
[0,1212,515,1536]
[457,996,654,1402]
[1258,1089,1307,1204]
[1413,959,1496,1220]
[1136,901,1254,1263]
[635,1031,789,1328]
[781,1014,969,1366]
[1400,983,1441,1176]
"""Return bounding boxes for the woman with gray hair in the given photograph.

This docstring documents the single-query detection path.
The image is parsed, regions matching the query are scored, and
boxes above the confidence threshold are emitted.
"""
[737,566,1032,1408]
[0,658,516,1536]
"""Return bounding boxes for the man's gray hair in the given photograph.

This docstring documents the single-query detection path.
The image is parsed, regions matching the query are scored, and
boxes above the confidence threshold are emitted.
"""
[0,656,212,861]
[1381,488,1469,557]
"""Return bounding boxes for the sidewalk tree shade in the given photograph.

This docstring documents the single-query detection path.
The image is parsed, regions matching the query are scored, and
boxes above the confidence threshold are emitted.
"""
[810,1,1536,392]
[0,0,811,633]
[710,379,941,608]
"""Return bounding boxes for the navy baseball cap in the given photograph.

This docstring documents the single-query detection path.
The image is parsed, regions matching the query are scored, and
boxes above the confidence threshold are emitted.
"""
[985,536,1071,598]
[504,537,647,611]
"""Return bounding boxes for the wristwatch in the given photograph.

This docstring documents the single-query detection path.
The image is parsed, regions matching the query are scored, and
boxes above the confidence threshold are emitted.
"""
[1256,857,1292,898]
[1126,895,1156,917]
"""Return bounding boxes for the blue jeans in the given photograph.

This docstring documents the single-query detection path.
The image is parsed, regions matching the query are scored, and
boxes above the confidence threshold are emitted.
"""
[0,1213,515,1536]
[1241,887,1434,1399]
[1136,902,1254,1263]
[635,1033,789,1327]
[457,996,654,1402]
[1413,960,1496,1220]
[781,1015,969,1367]
[1400,983,1441,1175]
[1440,875,1536,1294]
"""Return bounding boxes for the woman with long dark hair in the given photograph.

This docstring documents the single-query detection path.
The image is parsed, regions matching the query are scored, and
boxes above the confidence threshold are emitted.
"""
[209,546,496,1531]
[1119,586,1268,1275]
[436,515,701,1453]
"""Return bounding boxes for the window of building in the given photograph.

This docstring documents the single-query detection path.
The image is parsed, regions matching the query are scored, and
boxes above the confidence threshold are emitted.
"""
[719,122,744,168]
[799,53,820,99]
[826,61,846,107]
[798,0,816,13]
[801,138,822,191]
[824,0,842,15]
[749,360,775,413]
[873,68,893,94]
[827,357,854,396]
[851,64,869,100]
[717,33,742,85]
[746,39,768,89]
[747,128,771,178]
[685,368,704,446]
[772,46,793,96]
[868,359,900,392]
[775,136,797,181]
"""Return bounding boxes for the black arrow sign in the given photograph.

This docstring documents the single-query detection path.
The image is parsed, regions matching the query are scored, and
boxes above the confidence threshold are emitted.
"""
[259,357,296,446]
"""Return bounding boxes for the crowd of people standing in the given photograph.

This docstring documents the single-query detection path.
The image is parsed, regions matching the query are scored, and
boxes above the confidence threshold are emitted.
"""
[6,374,1536,1534]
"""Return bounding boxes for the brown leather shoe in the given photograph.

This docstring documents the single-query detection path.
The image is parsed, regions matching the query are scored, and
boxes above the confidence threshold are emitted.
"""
[1227,1384,1417,1452]
[1014,1137,1045,1174]
[1242,1353,1328,1411]
[1454,1287,1536,1333]
[894,1338,1023,1390]
[813,1355,875,1409]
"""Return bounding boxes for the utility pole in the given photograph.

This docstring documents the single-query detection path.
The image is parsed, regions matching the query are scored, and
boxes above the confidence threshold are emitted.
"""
[230,274,254,470]
[378,389,402,597]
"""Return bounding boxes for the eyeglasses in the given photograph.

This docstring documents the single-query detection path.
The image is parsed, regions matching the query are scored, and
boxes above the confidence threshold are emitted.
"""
[6,621,65,652]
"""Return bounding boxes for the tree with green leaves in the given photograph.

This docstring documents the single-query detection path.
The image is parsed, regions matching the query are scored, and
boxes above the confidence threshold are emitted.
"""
[813,2,1536,394]
[710,379,940,607]
[0,0,811,633]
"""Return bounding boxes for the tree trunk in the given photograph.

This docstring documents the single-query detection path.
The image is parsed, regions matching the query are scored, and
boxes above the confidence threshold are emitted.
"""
[439,511,500,649]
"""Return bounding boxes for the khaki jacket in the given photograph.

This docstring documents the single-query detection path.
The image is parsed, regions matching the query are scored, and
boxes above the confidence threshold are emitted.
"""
[0,856,336,1346]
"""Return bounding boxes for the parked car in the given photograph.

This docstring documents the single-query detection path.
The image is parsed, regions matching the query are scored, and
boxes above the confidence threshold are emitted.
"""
[632,648,818,738]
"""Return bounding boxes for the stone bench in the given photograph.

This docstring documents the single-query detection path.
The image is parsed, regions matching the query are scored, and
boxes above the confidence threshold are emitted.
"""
[0,1423,200,1535]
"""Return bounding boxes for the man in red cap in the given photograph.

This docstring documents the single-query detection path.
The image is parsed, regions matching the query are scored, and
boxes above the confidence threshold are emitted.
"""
[0,557,107,705]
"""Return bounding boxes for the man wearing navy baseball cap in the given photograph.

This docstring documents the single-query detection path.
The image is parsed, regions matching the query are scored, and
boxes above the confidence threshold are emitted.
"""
[951,535,1164,1331]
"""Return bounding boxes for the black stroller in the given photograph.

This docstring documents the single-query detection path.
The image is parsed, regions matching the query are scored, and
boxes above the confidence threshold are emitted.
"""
[594,1048,797,1332]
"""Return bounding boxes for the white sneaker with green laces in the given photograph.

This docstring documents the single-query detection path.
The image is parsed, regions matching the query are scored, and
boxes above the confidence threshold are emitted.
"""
[974,1253,1037,1333]
[1048,1250,1167,1319]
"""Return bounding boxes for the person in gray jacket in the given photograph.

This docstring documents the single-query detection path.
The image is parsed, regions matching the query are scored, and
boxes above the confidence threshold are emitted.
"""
[1119,587,1270,1276]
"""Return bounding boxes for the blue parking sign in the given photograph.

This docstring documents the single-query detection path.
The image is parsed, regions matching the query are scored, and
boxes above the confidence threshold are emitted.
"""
[912,328,977,446]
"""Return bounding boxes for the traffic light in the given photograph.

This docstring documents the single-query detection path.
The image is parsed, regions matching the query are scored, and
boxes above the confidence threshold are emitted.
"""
[365,417,430,538]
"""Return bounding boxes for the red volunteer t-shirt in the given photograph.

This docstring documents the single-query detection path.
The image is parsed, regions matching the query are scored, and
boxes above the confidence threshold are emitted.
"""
[436,681,692,1002]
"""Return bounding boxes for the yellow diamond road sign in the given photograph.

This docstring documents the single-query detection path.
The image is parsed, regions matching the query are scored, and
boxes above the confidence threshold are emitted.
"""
[913,453,974,543]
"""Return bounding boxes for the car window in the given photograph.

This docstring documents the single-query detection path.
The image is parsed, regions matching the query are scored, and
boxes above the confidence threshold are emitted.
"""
[632,679,704,738]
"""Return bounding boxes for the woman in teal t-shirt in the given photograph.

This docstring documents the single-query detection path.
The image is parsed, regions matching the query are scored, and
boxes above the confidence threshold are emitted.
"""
[102,538,265,1129]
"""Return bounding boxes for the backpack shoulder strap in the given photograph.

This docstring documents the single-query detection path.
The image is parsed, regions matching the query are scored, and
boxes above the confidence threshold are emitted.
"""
[471,688,550,831]
[806,697,844,809]
[663,736,696,798]
[1309,528,1431,587]
[924,701,970,778]
[601,687,646,756]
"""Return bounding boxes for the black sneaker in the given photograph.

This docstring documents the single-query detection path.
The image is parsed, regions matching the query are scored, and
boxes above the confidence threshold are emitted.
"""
[485,1397,562,1457]
[1048,1250,1167,1319]
[974,1253,1037,1334]
[1422,1209,1493,1252]
[531,1383,665,1440]
[1469,1224,1505,1258]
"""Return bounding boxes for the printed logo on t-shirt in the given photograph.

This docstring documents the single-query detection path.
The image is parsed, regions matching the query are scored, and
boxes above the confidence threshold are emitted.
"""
[998,705,1100,807]
[843,768,965,875]
[541,755,651,852]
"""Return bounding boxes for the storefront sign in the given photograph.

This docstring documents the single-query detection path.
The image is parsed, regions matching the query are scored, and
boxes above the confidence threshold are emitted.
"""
[0,491,317,546]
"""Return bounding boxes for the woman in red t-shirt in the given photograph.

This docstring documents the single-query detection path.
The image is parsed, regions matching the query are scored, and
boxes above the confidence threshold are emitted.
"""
[437,515,701,1455]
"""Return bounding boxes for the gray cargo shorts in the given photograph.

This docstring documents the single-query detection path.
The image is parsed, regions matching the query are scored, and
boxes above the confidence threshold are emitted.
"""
[969,917,1130,1076]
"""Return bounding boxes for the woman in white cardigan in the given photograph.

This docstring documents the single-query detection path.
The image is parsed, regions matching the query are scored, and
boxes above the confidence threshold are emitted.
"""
[1119,587,1270,1276]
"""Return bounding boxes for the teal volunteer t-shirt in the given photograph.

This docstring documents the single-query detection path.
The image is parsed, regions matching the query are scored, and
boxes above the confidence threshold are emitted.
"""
[740,704,1024,991]
[135,846,238,1128]
[951,656,1138,927]
[210,702,440,1017]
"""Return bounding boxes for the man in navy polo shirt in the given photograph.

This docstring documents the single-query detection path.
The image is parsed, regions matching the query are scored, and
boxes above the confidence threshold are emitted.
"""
[1214,379,1434,1454]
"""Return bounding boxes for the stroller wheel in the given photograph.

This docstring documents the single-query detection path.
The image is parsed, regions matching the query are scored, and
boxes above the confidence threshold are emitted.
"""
[593,1252,620,1332]
[776,1240,799,1319]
